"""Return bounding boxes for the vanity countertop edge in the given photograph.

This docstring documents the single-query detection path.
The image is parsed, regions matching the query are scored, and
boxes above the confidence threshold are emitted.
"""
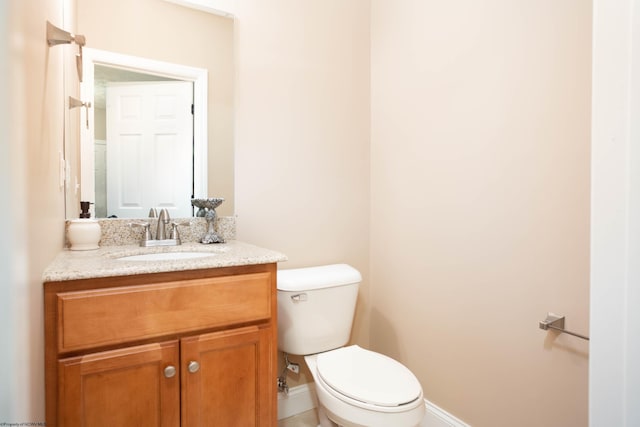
[43,240,288,282]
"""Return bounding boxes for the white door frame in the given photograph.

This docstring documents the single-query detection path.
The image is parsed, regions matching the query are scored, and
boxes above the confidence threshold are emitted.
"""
[80,48,208,215]
[590,0,640,425]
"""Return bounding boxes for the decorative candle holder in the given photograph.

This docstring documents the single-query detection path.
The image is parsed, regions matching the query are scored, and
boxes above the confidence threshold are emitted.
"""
[191,198,225,244]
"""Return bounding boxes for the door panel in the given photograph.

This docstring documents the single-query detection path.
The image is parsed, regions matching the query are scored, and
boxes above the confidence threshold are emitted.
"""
[181,326,273,427]
[58,341,180,427]
[106,81,193,218]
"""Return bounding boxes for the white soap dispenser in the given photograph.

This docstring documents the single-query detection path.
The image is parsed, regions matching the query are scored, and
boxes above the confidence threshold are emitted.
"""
[67,201,101,251]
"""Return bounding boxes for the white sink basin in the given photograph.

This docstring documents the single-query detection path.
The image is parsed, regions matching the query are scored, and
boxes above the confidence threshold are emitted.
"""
[117,252,217,262]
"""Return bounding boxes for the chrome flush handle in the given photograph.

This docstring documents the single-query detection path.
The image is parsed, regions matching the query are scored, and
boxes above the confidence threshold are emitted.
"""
[290,293,308,302]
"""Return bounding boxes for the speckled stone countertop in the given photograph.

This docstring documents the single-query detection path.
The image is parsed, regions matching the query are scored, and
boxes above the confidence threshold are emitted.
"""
[43,240,288,282]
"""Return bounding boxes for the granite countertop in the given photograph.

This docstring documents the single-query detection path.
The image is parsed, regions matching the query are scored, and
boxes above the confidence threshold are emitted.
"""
[43,240,288,282]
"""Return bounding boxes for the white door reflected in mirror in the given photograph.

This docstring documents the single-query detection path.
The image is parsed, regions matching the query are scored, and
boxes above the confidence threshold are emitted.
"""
[104,81,193,218]
[80,48,209,218]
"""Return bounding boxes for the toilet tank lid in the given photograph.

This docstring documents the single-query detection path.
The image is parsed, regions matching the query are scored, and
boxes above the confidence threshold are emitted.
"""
[277,264,362,291]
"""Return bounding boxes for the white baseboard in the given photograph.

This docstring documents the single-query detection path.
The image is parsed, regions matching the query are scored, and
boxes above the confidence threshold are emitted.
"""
[278,383,470,427]
[277,383,318,420]
[421,399,470,427]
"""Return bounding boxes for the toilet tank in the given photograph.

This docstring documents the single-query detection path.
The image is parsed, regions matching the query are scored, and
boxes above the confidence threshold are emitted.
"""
[277,264,362,355]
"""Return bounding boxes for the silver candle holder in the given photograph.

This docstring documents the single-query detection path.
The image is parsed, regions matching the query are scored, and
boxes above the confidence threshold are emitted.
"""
[191,198,225,244]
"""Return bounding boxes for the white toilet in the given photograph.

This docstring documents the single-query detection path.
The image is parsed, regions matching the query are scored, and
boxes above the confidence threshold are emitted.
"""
[277,264,425,427]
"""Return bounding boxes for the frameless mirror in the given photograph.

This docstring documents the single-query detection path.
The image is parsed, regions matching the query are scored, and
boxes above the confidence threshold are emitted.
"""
[80,49,209,219]
[65,0,234,218]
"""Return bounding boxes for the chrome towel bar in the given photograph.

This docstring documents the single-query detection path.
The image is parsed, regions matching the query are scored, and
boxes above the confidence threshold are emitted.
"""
[539,313,589,341]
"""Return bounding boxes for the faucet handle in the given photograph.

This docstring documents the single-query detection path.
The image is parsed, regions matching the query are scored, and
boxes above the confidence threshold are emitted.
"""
[148,208,158,218]
[129,221,152,242]
[169,222,186,243]
[169,221,191,241]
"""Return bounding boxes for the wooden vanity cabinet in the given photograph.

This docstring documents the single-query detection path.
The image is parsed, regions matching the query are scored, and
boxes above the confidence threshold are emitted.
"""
[44,263,278,427]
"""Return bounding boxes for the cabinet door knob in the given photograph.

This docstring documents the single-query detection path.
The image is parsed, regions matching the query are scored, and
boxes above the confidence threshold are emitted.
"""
[188,361,200,373]
[164,365,176,378]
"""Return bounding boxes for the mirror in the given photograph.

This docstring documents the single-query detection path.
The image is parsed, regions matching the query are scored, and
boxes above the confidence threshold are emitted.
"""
[66,0,234,218]
[80,49,208,218]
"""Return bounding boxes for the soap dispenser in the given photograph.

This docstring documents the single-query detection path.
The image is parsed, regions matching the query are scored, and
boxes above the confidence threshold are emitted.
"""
[67,201,101,251]
[79,201,92,218]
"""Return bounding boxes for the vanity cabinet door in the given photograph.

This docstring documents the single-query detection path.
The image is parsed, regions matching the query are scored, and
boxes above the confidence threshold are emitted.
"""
[58,340,180,427]
[181,326,274,427]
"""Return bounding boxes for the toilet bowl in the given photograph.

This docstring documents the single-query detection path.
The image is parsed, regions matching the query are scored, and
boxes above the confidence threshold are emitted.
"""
[305,346,425,427]
[277,264,425,427]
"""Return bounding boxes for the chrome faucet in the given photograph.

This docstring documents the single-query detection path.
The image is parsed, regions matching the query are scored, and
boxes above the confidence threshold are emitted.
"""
[129,208,189,247]
[156,209,170,240]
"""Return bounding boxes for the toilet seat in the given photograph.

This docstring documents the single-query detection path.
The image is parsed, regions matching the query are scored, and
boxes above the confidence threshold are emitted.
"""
[316,345,422,408]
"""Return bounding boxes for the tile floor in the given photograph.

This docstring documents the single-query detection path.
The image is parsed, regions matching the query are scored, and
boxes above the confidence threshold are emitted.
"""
[278,409,319,427]
[278,408,434,427]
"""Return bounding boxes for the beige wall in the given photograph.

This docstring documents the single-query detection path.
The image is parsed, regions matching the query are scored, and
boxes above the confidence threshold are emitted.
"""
[370,1,591,426]
[76,0,235,215]
[0,1,10,414]
[232,0,371,385]
[3,0,68,421]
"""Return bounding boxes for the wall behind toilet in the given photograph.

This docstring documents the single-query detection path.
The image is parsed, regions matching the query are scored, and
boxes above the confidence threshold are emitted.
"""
[233,0,372,387]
